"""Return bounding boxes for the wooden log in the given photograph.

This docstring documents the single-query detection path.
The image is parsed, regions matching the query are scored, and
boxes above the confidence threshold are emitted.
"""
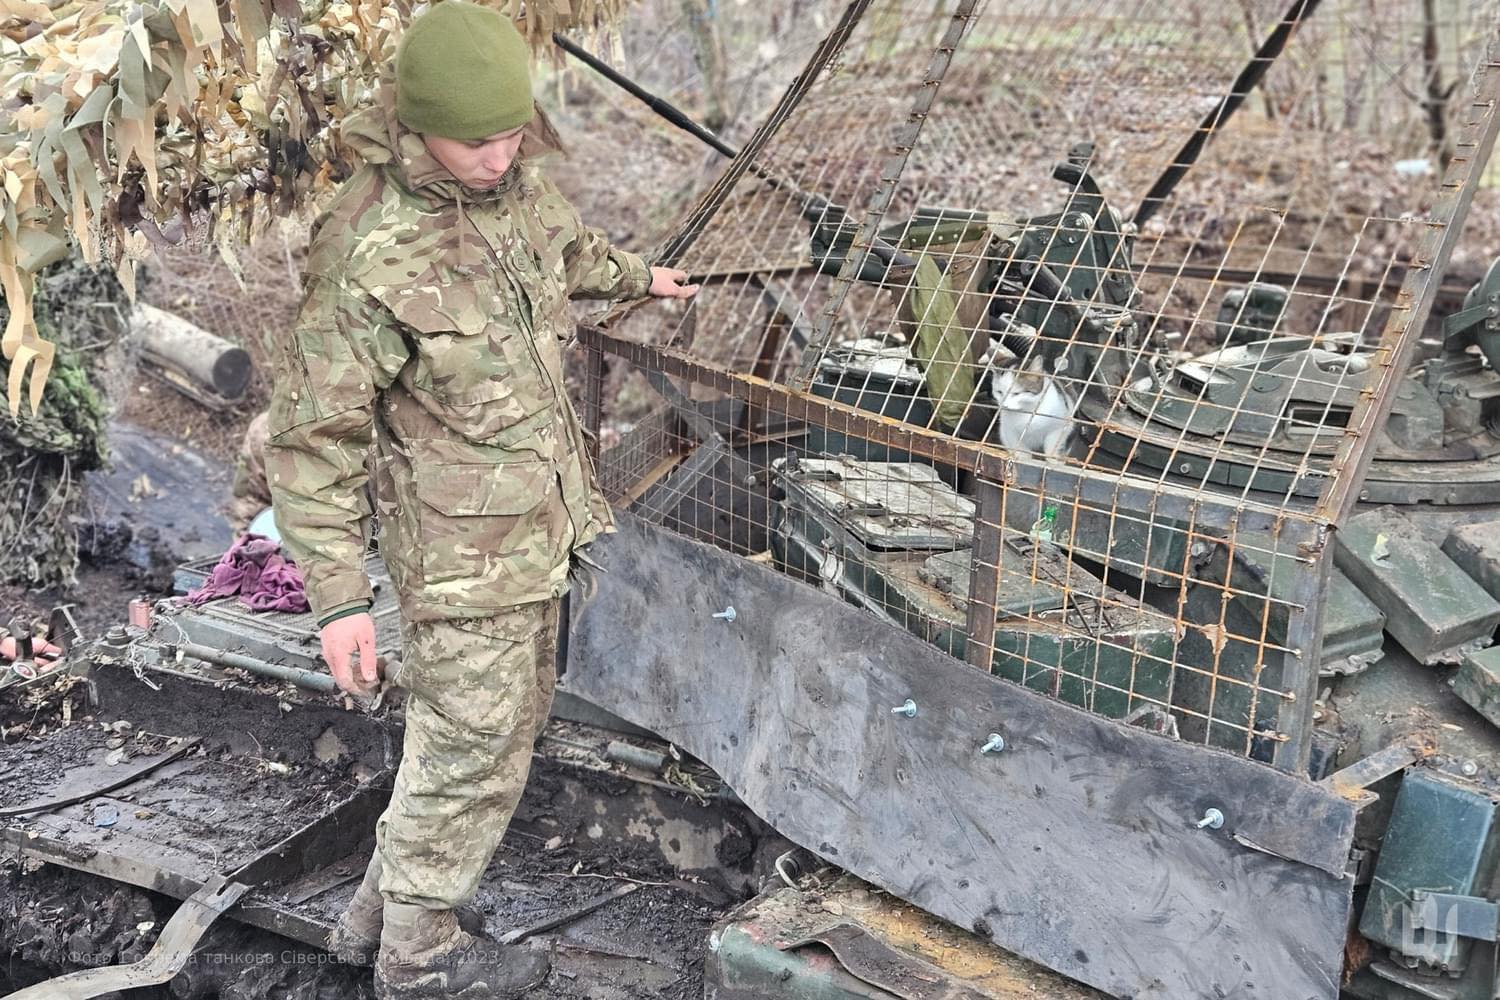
[132,303,253,402]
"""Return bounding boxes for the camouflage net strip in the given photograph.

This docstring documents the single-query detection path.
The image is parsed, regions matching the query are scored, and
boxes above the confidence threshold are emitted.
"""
[0,260,128,588]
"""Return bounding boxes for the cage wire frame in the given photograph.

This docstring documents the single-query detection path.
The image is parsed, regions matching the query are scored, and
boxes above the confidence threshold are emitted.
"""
[577,0,1500,772]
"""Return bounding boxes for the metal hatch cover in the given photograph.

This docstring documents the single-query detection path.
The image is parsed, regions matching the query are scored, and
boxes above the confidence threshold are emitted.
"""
[775,457,977,551]
[567,514,1358,1000]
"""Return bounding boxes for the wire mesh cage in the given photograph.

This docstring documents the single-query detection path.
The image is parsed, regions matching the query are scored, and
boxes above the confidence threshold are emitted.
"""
[585,0,1500,768]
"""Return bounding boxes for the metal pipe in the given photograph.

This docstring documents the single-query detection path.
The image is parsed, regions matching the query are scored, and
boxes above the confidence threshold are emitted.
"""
[605,739,668,773]
[551,26,915,271]
[552,32,737,158]
[1132,0,1324,227]
[175,641,338,694]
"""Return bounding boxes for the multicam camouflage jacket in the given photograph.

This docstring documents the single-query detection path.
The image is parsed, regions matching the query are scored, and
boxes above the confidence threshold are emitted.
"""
[266,89,650,624]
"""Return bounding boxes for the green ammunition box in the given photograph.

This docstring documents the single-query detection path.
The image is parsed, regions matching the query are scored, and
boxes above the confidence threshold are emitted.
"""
[1335,508,1500,665]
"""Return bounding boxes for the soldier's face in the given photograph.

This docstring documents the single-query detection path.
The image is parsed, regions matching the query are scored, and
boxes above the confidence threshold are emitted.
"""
[424,127,526,190]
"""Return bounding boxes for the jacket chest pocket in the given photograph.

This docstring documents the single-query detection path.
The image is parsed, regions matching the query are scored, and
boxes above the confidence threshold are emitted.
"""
[385,279,557,442]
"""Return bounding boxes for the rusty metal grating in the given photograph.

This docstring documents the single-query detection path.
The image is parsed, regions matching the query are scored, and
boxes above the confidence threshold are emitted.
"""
[587,0,1500,769]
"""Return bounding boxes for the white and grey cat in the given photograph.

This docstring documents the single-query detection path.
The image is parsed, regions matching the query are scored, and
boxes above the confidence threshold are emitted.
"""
[987,359,1078,457]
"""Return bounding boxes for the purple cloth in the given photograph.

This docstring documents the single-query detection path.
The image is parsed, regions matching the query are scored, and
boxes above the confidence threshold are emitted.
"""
[182,533,310,613]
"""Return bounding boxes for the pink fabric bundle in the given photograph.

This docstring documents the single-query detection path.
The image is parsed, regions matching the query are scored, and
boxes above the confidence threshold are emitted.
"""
[183,534,310,613]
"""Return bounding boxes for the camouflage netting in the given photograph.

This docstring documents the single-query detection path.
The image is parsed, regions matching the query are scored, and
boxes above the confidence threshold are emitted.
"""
[0,260,132,589]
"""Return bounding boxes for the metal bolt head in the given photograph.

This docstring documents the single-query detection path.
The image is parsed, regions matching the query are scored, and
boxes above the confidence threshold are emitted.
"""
[1196,807,1225,830]
[979,733,1006,755]
[712,606,737,622]
[1462,760,1480,778]
[891,699,917,718]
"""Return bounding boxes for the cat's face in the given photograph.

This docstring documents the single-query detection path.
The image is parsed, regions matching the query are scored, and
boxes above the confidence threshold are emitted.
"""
[991,368,1046,408]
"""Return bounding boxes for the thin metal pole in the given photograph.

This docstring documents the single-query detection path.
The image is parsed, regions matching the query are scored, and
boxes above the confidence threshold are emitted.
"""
[1132,0,1325,228]
[638,0,874,268]
[582,336,605,468]
[965,478,1004,672]
[793,0,981,384]
[552,21,914,271]
[551,33,739,158]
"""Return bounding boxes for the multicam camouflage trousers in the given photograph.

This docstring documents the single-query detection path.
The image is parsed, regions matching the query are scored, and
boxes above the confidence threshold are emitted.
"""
[374,598,560,908]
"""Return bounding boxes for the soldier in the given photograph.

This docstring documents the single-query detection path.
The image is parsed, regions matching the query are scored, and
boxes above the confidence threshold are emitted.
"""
[265,4,697,997]
[227,409,271,532]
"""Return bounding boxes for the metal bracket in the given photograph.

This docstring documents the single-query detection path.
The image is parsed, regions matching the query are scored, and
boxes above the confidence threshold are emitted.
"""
[1318,736,1429,812]
[1409,890,1500,942]
[48,604,84,653]
[1441,299,1495,339]
[634,436,732,526]
[631,367,740,527]
[644,368,728,445]
[5,875,250,998]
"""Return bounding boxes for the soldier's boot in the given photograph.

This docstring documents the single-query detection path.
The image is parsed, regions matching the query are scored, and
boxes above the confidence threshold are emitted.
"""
[328,855,483,966]
[375,902,550,999]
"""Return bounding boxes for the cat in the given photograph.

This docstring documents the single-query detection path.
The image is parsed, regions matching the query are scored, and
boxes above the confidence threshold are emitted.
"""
[988,360,1078,457]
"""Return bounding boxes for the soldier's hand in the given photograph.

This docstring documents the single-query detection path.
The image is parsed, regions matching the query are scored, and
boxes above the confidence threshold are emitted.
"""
[320,612,379,694]
[648,266,699,300]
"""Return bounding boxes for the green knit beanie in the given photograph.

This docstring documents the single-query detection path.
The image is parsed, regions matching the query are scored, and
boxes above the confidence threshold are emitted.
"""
[396,2,535,140]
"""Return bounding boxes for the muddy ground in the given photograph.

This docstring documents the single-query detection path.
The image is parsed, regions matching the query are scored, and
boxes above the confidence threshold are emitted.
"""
[0,657,747,999]
[0,811,727,1000]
